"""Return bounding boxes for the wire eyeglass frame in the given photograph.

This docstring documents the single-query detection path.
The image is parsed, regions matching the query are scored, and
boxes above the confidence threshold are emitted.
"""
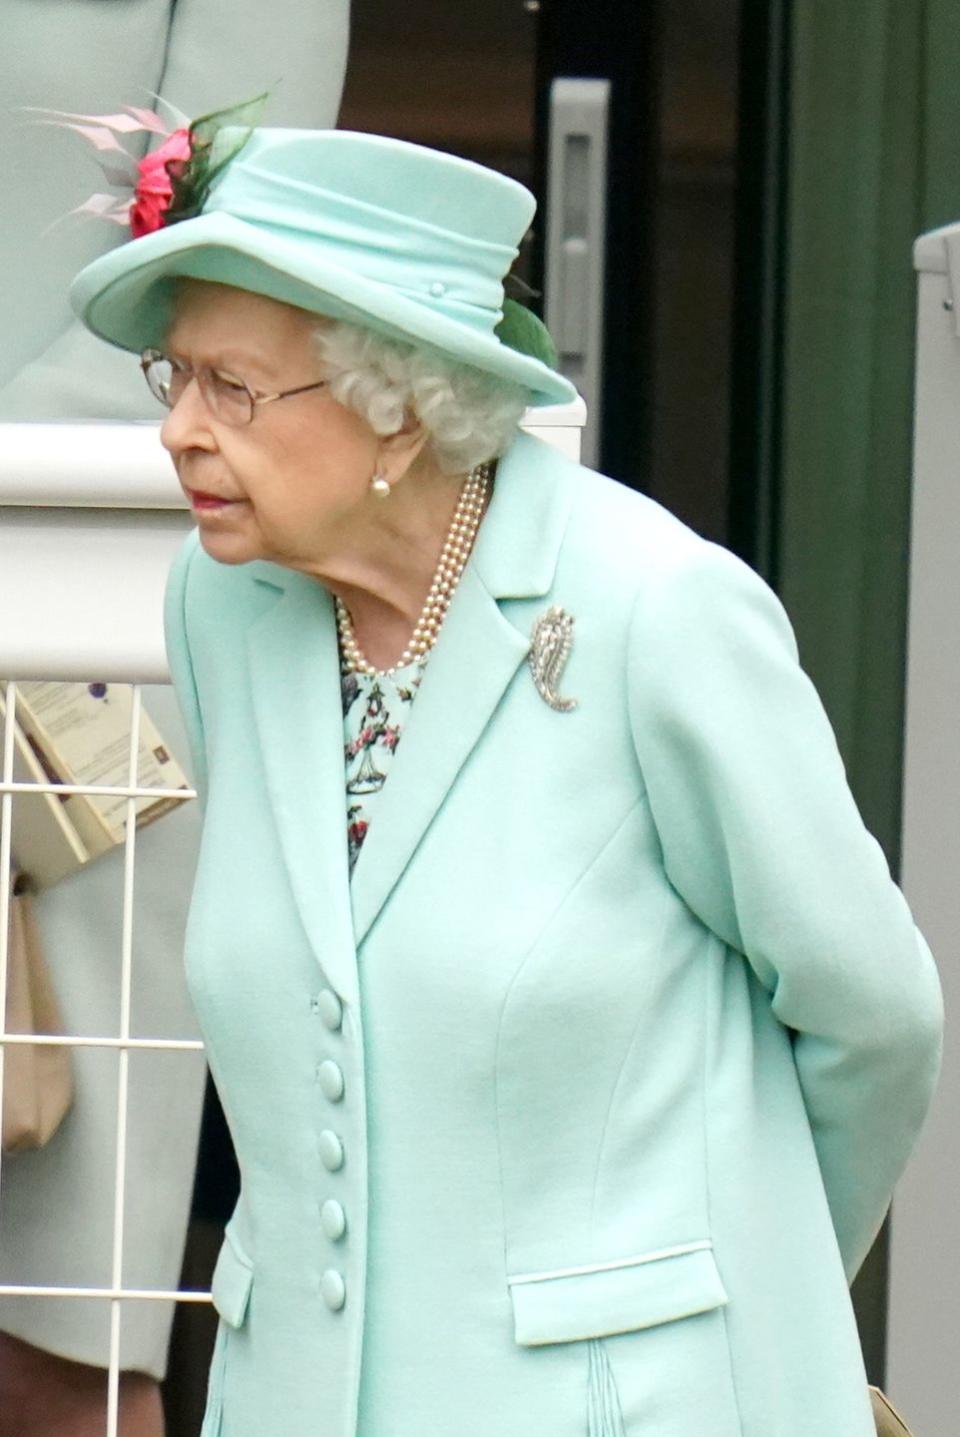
[139,346,330,426]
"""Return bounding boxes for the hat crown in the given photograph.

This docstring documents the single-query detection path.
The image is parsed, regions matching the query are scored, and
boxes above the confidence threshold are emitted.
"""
[206,126,536,256]
[198,128,535,337]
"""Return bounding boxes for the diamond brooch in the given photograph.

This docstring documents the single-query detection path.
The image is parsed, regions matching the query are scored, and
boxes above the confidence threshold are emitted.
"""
[528,605,578,712]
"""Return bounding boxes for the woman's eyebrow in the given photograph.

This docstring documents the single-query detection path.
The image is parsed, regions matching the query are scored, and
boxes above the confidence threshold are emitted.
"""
[165,343,276,379]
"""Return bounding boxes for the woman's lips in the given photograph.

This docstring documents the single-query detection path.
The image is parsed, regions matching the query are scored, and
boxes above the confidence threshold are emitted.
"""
[189,489,245,511]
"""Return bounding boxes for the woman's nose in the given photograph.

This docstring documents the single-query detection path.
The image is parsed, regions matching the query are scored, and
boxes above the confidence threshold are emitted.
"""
[159,375,217,457]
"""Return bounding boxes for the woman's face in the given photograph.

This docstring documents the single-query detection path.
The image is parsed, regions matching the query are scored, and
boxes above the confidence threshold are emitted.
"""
[159,278,416,570]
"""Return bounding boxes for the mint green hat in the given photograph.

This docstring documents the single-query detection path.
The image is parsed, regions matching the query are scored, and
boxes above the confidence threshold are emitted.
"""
[69,126,578,409]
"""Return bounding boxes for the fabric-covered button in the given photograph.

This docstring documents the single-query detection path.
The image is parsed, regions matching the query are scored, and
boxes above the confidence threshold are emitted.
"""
[315,989,343,1030]
[318,1130,344,1171]
[321,1268,346,1310]
[429,280,447,296]
[320,1198,347,1241]
[317,1060,345,1102]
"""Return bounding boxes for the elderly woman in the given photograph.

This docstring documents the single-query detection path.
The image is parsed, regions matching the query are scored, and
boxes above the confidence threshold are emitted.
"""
[68,124,943,1437]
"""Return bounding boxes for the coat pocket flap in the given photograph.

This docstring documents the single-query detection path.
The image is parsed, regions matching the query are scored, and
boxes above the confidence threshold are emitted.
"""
[507,1241,728,1346]
[211,1228,254,1330]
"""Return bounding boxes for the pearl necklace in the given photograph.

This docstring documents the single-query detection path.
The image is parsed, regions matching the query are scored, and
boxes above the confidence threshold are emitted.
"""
[335,460,493,677]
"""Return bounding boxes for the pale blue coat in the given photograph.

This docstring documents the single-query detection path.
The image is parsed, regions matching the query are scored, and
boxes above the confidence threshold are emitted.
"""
[163,426,944,1437]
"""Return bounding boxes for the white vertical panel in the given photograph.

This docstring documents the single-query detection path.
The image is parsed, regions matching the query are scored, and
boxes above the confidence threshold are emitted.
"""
[0,685,18,1211]
[887,225,960,1428]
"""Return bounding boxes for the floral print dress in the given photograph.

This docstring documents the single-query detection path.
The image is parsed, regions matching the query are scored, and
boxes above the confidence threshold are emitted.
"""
[340,650,426,875]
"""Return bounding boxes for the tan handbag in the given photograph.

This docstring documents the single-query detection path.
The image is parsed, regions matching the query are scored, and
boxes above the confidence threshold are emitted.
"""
[869,1384,916,1436]
[2,867,73,1153]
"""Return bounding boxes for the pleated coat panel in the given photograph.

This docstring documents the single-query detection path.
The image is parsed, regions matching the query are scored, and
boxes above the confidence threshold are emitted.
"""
[164,426,944,1437]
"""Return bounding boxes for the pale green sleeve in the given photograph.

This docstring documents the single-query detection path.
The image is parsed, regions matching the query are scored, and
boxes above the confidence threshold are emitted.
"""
[626,539,945,1283]
[0,0,350,420]
[156,0,350,129]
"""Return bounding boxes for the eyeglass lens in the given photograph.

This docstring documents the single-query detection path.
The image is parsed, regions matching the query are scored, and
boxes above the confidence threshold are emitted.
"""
[143,354,253,424]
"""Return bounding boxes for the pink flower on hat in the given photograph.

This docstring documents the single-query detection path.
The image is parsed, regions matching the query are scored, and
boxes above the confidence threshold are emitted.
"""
[25,90,269,238]
[130,128,192,237]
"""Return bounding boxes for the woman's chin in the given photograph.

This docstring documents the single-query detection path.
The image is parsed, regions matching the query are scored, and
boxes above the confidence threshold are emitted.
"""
[194,522,258,566]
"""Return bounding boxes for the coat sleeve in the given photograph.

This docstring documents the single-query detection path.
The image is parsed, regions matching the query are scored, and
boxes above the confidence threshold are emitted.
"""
[626,538,944,1284]
[155,0,350,130]
[163,527,208,815]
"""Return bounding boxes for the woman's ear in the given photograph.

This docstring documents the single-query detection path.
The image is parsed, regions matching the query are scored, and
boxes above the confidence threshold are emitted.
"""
[377,408,431,478]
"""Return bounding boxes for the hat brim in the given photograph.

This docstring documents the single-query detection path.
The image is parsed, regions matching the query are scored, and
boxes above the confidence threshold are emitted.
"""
[69,212,578,409]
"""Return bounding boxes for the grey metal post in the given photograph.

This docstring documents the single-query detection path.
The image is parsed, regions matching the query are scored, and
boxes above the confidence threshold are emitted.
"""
[545,79,610,470]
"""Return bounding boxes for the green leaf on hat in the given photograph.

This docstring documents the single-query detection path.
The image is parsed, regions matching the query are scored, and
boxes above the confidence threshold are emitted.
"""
[495,297,560,370]
[164,89,271,228]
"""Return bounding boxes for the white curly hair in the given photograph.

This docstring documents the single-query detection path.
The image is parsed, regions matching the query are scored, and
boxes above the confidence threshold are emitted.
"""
[309,317,531,475]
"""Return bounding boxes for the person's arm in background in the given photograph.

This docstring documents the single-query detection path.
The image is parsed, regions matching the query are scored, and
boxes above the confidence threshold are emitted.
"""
[0,0,350,421]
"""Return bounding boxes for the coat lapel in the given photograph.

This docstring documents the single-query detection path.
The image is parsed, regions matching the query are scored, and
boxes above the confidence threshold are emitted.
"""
[347,562,530,946]
[349,429,577,945]
[245,570,360,1005]
[244,427,578,980]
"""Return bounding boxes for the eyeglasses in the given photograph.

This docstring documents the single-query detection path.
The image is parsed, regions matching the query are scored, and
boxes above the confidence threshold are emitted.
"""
[139,347,330,427]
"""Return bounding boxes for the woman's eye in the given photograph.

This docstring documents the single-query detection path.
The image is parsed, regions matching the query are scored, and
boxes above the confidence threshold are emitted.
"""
[212,372,248,393]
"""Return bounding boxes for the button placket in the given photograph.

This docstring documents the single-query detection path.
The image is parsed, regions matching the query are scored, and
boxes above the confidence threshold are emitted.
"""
[312,988,350,1306]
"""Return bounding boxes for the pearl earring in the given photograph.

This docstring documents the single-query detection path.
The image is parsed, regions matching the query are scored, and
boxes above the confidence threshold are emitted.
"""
[370,469,391,498]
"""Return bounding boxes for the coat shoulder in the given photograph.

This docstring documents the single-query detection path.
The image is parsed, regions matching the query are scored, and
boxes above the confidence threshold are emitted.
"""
[555,453,747,612]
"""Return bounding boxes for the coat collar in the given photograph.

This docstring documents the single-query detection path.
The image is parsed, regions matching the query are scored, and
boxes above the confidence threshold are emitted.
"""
[244,428,578,1002]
